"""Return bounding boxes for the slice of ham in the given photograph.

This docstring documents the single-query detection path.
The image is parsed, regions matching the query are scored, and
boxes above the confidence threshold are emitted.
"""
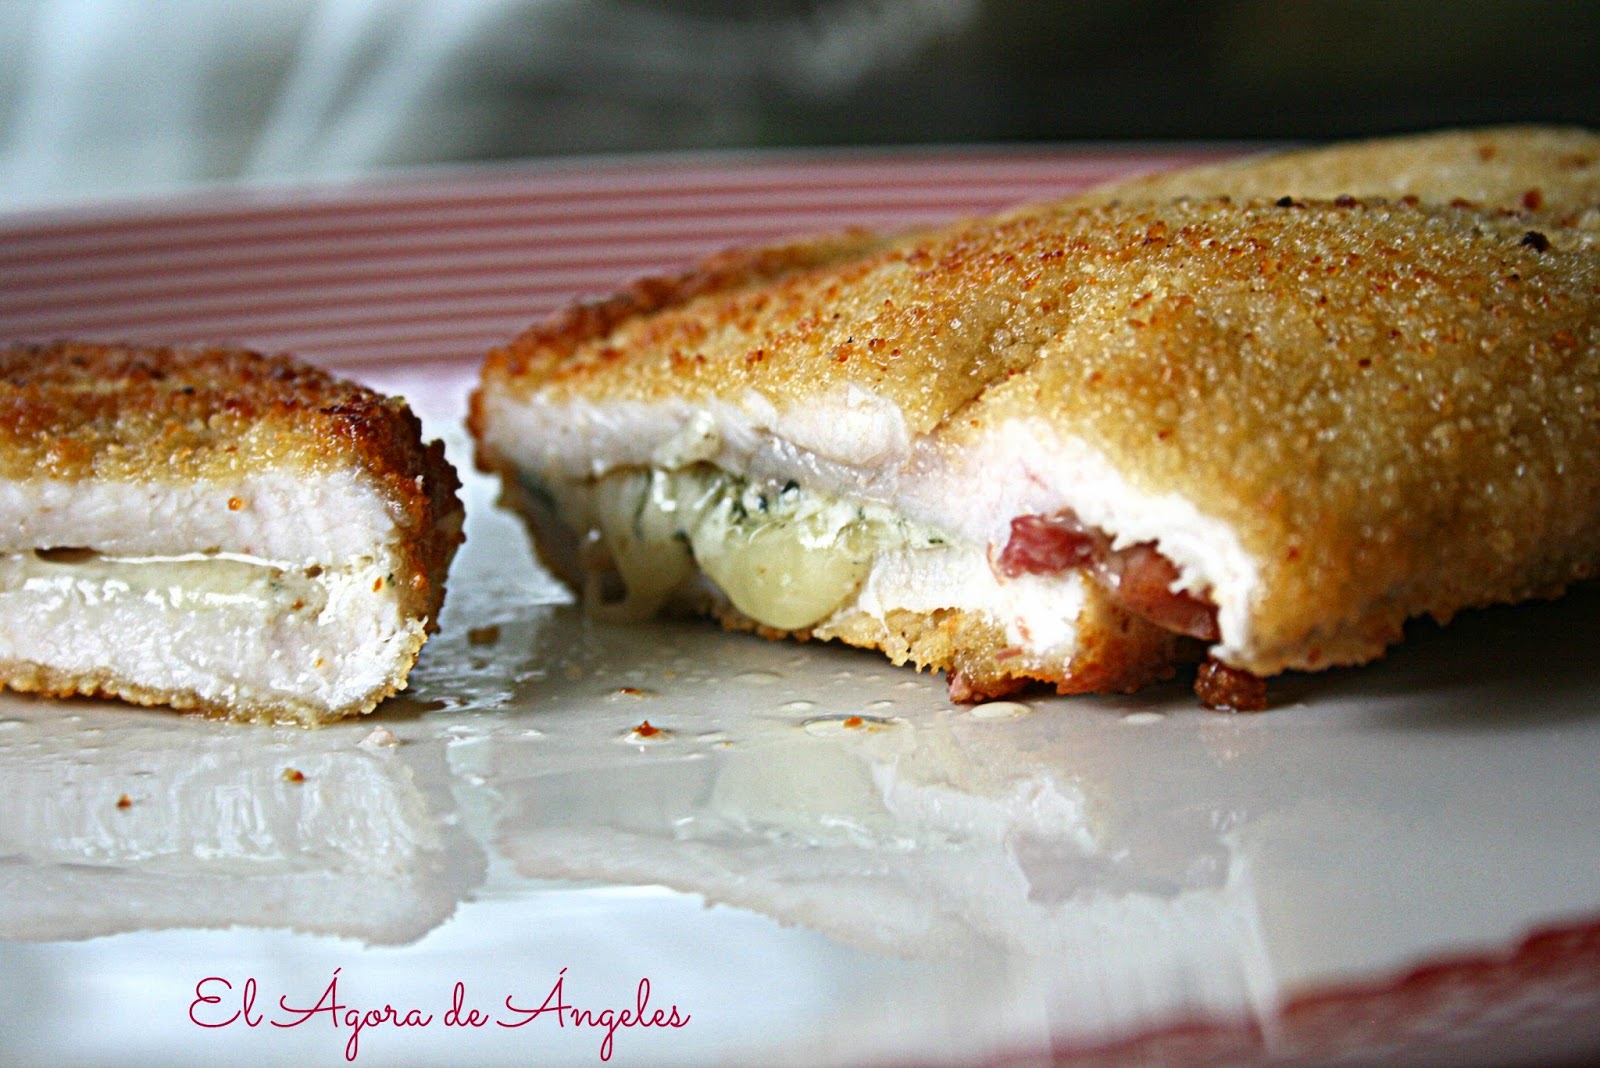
[992,511,1272,711]
[995,512,1221,641]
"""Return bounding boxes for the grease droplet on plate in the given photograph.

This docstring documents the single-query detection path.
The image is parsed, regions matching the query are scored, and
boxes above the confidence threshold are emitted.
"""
[732,670,782,684]
[780,700,816,713]
[969,701,1032,720]
[1122,711,1167,725]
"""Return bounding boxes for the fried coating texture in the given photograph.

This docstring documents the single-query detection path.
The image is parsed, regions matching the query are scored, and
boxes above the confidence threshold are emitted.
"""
[0,341,464,723]
[476,127,1600,693]
[1075,125,1600,217]
[801,598,1190,701]
[1,340,462,593]
[952,198,1600,675]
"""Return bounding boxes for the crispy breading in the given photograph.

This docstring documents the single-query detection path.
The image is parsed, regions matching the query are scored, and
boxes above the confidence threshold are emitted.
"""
[475,127,1600,696]
[1073,125,1600,217]
[4,341,441,484]
[2,340,461,608]
[0,341,463,723]
[472,232,892,412]
[803,598,1191,700]
[941,198,1600,675]
[477,218,1063,442]
[479,127,1600,436]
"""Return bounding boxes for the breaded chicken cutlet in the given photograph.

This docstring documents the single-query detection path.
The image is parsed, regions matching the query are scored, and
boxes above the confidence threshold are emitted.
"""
[471,127,1600,707]
[0,342,463,725]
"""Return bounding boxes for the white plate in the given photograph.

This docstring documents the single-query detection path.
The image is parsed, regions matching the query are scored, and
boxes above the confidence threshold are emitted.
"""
[2,149,1598,1067]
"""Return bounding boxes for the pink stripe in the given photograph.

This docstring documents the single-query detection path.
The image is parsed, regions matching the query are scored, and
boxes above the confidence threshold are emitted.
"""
[0,209,943,299]
[7,317,531,366]
[0,191,1046,271]
[0,149,1227,262]
[3,287,583,338]
[17,322,524,363]
[0,147,1239,367]
[3,249,735,319]
[2,147,1215,238]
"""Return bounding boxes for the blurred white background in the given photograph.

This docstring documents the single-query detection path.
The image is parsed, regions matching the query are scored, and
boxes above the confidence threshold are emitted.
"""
[1,0,1596,212]
[0,0,980,210]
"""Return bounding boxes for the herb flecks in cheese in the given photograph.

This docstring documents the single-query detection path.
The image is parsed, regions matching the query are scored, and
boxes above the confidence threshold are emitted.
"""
[580,465,947,630]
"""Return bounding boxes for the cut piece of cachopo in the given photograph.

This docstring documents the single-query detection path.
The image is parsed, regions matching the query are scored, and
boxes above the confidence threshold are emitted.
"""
[471,127,1600,706]
[0,342,463,725]
[472,232,1192,699]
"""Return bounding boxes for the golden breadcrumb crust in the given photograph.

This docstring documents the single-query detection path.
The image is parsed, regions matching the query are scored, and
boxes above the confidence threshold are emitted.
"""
[942,199,1600,675]
[1073,125,1600,217]
[804,592,1190,699]
[476,223,1003,438]
[470,232,892,431]
[478,127,1600,432]
[476,127,1600,691]
[0,341,464,724]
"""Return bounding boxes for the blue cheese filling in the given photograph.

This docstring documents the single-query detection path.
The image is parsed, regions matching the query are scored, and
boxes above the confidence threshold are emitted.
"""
[565,465,950,630]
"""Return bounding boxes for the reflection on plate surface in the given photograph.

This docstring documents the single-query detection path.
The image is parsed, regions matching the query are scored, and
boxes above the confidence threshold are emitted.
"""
[1,156,1598,1065]
[0,709,483,945]
[3,393,1598,1065]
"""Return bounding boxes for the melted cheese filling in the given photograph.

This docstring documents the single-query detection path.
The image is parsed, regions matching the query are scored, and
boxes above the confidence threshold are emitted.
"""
[567,466,949,630]
[0,550,325,616]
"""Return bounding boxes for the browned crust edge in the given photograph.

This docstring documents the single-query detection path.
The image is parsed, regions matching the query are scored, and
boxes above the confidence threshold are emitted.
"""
[708,587,1191,702]
[0,340,465,724]
[468,229,893,451]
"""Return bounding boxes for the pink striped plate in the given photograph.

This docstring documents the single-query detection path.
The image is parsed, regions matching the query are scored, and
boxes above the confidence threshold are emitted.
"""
[0,148,1231,370]
[3,147,1598,1068]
